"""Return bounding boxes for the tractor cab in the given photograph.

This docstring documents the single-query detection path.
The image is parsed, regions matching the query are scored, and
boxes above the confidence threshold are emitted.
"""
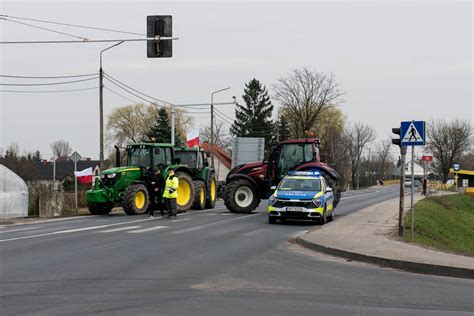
[125,143,175,170]
[267,138,321,185]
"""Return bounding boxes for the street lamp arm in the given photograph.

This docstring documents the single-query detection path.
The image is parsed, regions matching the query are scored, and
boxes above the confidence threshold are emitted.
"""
[100,40,124,68]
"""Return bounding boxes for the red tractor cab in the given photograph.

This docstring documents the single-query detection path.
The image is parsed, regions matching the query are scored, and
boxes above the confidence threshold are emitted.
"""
[223,138,341,213]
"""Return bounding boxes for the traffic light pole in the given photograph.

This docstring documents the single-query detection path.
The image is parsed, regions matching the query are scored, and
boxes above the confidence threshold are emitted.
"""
[210,87,230,169]
[398,146,407,236]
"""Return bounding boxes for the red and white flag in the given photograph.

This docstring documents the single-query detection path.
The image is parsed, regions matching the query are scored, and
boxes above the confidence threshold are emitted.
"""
[186,130,200,148]
[74,167,93,184]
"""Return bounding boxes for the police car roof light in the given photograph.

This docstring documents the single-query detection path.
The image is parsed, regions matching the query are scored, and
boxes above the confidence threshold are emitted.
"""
[288,171,320,176]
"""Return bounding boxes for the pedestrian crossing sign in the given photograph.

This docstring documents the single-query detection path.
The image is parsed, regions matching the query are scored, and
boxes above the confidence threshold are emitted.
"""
[401,121,425,146]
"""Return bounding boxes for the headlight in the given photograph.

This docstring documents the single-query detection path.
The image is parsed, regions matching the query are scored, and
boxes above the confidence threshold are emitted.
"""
[106,173,116,179]
[313,198,322,207]
[268,195,277,206]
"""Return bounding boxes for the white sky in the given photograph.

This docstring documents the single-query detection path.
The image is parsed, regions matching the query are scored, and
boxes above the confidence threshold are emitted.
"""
[1,0,472,159]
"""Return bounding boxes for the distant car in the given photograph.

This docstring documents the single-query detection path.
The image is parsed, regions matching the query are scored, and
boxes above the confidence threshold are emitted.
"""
[267,171,335,224]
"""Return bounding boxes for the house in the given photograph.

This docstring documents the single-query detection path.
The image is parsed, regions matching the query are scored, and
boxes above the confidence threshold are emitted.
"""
[395,159,426,179]
[200,143,231,182]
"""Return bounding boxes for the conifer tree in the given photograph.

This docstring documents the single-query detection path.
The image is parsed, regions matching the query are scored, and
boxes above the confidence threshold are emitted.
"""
[146,107,171,143]
[230,78,274,148]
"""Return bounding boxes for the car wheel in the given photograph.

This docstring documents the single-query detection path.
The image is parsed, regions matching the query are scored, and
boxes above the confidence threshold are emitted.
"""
[268,216,277,224]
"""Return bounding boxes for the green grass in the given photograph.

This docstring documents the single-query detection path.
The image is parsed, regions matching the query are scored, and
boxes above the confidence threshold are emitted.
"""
[403,194,474,256]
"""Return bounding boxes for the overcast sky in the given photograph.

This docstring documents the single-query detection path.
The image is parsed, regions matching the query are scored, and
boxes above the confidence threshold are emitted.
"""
[1,0,472,160]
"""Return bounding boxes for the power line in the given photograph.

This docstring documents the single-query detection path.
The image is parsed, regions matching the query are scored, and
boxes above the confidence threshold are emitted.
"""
[0,73,97,79]
[0,87,98,93]
[103,72,173,106]
[1,17,88,41]
[0,14,146,37]
[0,76,98,86]
[103,78,163,106]
[214,108,234,122]
[104,86,141,104]
[214,111,234,126]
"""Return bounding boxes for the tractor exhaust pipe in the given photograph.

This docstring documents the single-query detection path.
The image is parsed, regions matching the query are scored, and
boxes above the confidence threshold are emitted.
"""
[114,145,120,167]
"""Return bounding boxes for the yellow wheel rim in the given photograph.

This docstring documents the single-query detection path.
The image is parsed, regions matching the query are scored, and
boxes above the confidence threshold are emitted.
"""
[200,187,205,205]
[135,191,145,209]
[177,180,191,206]
[210,179,216,201]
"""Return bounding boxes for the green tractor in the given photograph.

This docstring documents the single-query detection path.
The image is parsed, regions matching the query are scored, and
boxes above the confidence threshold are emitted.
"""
[86,143,195,215]
[175,148,217,210]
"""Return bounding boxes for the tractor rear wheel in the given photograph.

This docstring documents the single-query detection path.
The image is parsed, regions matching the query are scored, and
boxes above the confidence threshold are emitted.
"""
[122,184,149,215]
[192,181,206,210]
[176,172,194,212]
[205,174,217,209]
[224,179,260,213]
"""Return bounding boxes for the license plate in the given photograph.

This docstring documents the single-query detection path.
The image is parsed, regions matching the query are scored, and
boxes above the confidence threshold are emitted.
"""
[286,207,303,212]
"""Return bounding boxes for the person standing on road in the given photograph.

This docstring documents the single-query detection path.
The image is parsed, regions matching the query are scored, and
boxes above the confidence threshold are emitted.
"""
[422,178,427,196]
[149,167,164,218]
[163,168,179,219]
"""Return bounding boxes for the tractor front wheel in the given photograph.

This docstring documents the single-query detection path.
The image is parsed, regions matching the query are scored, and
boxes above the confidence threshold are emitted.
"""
[122,184,149,215]
[224,179,260,213]
[176,172,194,212]
[192,181,206,210]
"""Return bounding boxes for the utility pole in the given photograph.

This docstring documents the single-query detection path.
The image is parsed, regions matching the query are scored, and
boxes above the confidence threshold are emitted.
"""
[170,105,175,146]
[99,41,124,164]
[210,87,230,169]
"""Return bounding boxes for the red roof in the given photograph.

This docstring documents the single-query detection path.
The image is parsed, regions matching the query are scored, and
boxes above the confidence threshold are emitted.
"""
[200,143,232,169]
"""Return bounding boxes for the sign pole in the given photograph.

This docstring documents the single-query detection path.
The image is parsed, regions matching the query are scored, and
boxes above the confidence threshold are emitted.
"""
[411,145,415,239]
[74,160,78,214]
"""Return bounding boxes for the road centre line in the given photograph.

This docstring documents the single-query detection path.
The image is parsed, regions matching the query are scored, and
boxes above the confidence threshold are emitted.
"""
[0,207,227,243]
[99,226,142,233]
[0,226,42,233]
[172,213,261,234]
[341,191,380,200]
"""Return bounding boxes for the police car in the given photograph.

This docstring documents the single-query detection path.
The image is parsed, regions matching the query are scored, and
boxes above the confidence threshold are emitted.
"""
[268,171,335,224]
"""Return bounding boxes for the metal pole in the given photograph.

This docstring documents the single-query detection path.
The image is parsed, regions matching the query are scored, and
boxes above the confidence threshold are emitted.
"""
[99,41,124,163]
[411,145,415,239]
[53,154,56,191]
[170,105,175,146]
[74,160,78,213]
[398,146,407,236]
[210,87,230,169]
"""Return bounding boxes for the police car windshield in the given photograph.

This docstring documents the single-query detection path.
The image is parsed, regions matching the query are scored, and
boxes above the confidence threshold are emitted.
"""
[279,178,321,191]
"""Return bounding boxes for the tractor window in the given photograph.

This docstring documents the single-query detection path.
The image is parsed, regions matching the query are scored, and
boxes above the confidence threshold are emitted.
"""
[175,151,197,167]
[278,144,314,177]
[129,148,151,167]
[165,148,173,165]
[154,147,167,167]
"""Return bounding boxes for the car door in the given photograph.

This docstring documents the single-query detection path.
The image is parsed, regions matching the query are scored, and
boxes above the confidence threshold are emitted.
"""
[322,178,334,211]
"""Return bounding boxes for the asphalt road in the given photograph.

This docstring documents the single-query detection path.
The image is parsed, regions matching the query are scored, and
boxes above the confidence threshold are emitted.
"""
[1,186,473,315]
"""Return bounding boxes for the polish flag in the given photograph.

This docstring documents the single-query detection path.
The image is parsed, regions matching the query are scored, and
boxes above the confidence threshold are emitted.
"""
[186,130,200,148]
[74,167,93,184]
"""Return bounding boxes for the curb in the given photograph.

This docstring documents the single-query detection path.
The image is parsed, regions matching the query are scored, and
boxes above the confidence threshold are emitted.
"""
[295,236,474,280]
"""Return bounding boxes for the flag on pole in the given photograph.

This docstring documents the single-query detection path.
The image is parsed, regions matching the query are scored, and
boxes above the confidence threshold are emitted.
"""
[74,167,93,184]
[186,130,200,148]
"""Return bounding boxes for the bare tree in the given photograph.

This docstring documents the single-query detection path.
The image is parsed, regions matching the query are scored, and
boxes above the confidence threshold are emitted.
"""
[273,68,344,137]
[343,122,376,189]
[106,103,193,148]
[50,140,72,158]
[200,120,232,151]
[427,119,473,182]
[375,139,393,179]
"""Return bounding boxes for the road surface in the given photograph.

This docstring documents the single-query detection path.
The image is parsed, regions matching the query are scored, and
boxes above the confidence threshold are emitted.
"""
[1,186,472,315]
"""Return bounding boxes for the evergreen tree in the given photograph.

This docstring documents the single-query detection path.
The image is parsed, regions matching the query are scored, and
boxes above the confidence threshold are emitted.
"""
[230,78,274,148]
[146,107,172,143]
[32,150,43,162]
[275,114,291,142]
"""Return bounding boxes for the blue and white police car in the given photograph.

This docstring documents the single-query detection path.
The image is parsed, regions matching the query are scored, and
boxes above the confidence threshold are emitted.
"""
[268,171,335,224]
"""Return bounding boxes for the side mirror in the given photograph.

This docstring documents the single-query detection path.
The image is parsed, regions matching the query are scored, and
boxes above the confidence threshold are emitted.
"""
[325,187,333,193]
[174,158,181,165]
[270,186,277,190]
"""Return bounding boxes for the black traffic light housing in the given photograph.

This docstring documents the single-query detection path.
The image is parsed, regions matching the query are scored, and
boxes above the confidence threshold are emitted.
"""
[147,15,172,58]
[391,127,401,146]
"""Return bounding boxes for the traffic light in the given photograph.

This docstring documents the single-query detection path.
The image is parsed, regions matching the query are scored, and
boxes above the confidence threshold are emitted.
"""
[391,127,401,146]
[147,15,172,58]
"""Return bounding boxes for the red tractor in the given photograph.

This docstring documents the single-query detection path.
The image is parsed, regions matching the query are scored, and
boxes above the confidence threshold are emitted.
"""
[223,138,341,213]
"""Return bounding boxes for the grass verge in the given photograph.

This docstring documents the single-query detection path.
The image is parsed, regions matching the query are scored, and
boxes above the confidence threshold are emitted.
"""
[403,194,474,256]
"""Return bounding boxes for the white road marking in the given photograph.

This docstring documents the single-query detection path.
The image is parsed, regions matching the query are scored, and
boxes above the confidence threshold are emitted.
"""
[241,228,268,236]
[341,191,379,200]
[172,213,261,234]
[99,226,142,233]
[0,226,42,234]
[128,226,168,233]
[0,207,229,243]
